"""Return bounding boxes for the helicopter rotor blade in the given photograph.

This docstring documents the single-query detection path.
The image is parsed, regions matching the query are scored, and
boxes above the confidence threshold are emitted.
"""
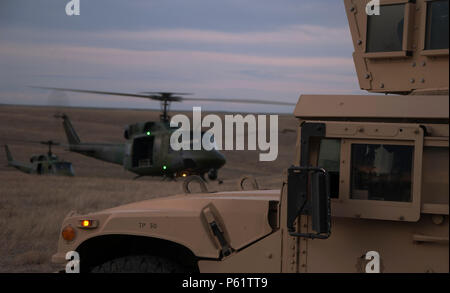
[148,95,183,102]
[31,86,296,106]
[5,139,65,147]
[40,140,61,146]
[140,92,193,96]
[30,86,160,100]
[180,97,296,106]
[5,139,44,145]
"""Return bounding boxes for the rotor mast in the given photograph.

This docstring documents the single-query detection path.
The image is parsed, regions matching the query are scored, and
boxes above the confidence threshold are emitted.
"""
[41,140,59,157]
[160,95,171,122]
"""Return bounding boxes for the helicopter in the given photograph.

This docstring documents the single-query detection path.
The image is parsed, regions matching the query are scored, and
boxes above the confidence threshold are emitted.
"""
[34,87,295,180]
[3,140,75,176]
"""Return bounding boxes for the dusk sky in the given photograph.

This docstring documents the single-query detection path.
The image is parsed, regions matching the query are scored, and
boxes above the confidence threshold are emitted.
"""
[0,0,360,113]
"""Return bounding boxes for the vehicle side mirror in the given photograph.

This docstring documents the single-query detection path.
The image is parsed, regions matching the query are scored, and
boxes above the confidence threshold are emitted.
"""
[287,166,331,239]
[311,171,330,235]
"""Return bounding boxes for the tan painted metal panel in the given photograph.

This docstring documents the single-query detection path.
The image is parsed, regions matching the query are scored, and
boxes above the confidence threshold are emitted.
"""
[294,94,449,119]
[344,0,449,94]
[54,191,279,261]
[305,216,449,273]
[198,231,282,273]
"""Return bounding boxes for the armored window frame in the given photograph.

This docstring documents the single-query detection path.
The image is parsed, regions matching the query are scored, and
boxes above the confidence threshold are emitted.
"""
[363,0,415,59]
[420,0,449,56]
[311,121,424,222]
[317,138,341,199]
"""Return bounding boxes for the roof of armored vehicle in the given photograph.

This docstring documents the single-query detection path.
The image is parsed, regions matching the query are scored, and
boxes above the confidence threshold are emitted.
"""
[294,94,449,119]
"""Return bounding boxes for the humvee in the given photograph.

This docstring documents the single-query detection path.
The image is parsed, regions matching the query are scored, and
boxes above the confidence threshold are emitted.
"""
[52,0,449,273]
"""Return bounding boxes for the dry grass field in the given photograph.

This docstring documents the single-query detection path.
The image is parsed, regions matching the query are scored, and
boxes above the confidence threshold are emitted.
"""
[0,104,297,272]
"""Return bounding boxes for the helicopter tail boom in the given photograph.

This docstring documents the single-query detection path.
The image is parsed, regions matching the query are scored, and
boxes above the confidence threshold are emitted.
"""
[4,145,13,164]
[4,145,33,173]
[60,114,81,145]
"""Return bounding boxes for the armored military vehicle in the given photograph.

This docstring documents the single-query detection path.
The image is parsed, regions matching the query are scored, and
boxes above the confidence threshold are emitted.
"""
[52,0,448,273]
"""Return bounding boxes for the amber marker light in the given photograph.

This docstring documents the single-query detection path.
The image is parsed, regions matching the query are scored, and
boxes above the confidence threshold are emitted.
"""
[78,219,98,229]
[62,225,76,241]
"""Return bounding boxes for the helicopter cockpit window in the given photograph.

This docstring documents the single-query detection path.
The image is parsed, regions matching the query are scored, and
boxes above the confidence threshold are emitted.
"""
[54,162,72,171]
[366,4,405,52]
[350,144,413,202]
[425,0,449,50]
[53,162,75,175]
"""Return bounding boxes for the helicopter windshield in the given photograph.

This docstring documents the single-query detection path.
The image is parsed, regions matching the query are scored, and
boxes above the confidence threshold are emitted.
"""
[53,162,75,175]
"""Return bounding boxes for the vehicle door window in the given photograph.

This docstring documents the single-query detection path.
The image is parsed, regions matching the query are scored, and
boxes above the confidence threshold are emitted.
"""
[350,144,413,202]
[425,0,449,50]
[318,138,341,198]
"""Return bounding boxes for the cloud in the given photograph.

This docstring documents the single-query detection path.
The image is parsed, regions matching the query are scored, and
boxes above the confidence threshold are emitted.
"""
[87,25,351,47]
[0,42,353,70]
[0,0,347,33]
[0,24,352,59]
[0,18,359,112]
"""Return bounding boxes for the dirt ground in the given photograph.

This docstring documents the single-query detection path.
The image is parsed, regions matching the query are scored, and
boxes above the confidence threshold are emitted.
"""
[0,104,297,272]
